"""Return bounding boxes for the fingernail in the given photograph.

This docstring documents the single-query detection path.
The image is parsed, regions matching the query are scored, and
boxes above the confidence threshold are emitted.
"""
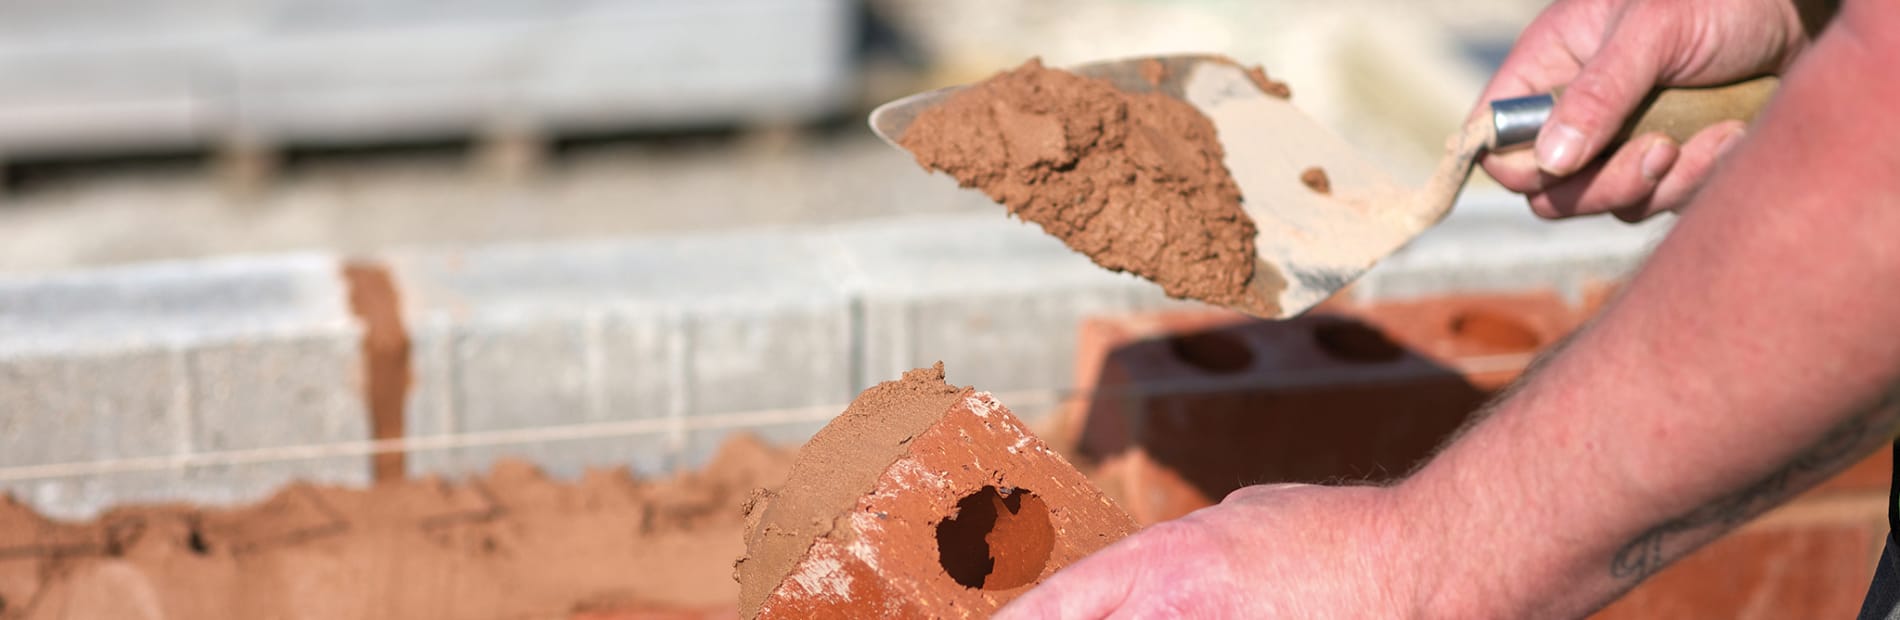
[1715,128,1747,158]
[1536,123,1587,176]
[1639,139,1675,182]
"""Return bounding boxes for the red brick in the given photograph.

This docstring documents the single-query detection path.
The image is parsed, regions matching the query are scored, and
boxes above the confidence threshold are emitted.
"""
[1580,280,1626,318]
[1807,445,1892,498]
[1594,498,1885,620]
[1087,449,1214,525]
[742,386,1137,618]
[1068,292,1581,524]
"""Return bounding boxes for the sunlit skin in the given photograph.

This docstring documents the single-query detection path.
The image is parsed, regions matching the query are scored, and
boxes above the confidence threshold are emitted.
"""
[999,0,1900,617]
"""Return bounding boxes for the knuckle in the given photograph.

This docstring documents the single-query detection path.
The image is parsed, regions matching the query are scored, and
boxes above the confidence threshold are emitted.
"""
[1526,195,1566,220]
[1559,54,1652,126]
[1557,76,1616,117]
[1139,520,1223,559]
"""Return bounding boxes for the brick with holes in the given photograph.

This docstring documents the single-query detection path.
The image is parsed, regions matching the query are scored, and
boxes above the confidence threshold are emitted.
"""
[734,363,1137,619]
[1065,292,1582,524]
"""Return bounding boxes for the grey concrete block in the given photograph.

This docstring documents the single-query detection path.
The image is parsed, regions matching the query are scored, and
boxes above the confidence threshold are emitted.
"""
[0,42,220,156]
[0,253,369,517]
[449,315,596,434]
[390,231,853,312]
[0,253,357,357]
[390,230,856,477]
[8,457,368,522]
[1355,191,1672,302]
[186,331,367,455]
[401,315,460,477]
[0,348,191,468]
[232,0,855,141]
[403,310,681,478]
[830,213,1186,395]
[687,303,854,417]
[525,0,855,128]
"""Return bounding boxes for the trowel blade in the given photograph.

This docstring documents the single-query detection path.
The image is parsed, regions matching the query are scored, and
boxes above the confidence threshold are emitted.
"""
[870,54,1435,319]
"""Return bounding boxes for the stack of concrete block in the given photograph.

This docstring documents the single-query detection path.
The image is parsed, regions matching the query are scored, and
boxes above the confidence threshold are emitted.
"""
[0,189,1671,519]
[0,254,370,520]
[235,0,859,145]
[826,215,1187,400]
[388,213,1186,480]
[0,0,856,159]
[389,230,861,478]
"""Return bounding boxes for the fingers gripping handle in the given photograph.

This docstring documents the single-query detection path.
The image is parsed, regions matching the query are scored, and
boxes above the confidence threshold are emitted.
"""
[1488,75,1781,150]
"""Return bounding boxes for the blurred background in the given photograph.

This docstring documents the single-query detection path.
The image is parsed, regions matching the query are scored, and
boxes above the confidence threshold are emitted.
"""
[0,0,1537,272]
[3,2,1878,619]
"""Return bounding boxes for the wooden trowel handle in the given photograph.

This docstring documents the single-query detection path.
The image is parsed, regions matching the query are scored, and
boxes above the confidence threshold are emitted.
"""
[1490,75,1780,149]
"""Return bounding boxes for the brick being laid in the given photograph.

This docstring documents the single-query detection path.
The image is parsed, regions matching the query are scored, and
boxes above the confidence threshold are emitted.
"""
[1063,292,1581,524]
[735,363,1136,619]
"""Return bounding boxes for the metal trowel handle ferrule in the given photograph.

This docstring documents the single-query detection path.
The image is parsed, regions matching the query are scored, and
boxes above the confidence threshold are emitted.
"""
[1489,94,1553,150]
[1484,76,1778,154]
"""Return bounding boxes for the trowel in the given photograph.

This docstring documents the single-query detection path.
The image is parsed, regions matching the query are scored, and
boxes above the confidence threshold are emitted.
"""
[869,54,1775,319]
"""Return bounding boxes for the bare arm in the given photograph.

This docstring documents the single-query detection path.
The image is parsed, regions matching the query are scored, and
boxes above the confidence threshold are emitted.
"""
[1405,1,1900,615]
[999,3,1899,617]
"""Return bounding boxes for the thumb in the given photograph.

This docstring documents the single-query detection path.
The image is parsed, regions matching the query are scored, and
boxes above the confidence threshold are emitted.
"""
[994,535,1150,620]
[1537,26,1668,177]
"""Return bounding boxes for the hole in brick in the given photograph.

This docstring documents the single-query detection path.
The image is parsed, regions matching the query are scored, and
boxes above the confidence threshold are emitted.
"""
[1449,310,1541,354]
[1311,319,1404,363]
[186,527,211,556]
[936,486,1054,590]
[1167,331,1254,374]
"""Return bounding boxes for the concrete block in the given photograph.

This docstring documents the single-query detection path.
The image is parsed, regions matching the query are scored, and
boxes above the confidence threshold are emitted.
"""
[403,311,679,478]
[0,254,367,517]
[830,213,1191,401]
[689,303,854,417]
[8,458,368,522]
[1355,191,1674,303]
[233,0,855,141]
[0,348,191,468]
[524,0,855,129]
[449,315,595,436]
[0,253,357,357]
[0,43,219,156]
[390,231,856,478]
[186,331,367,454]
[230,23,525,143]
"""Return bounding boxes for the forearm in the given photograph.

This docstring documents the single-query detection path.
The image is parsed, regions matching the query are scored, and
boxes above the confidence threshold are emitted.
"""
[1400,3,1900,618]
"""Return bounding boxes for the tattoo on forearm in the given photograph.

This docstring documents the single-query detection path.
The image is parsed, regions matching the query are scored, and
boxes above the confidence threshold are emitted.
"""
[1609,391,1900,582]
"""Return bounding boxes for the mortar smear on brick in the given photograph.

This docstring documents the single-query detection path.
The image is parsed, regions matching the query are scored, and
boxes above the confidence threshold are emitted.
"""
[342,261,412,481]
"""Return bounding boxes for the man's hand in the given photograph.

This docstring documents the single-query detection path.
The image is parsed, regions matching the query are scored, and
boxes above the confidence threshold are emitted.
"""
[996,484,1470,619]
[1477,0,1825,221]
